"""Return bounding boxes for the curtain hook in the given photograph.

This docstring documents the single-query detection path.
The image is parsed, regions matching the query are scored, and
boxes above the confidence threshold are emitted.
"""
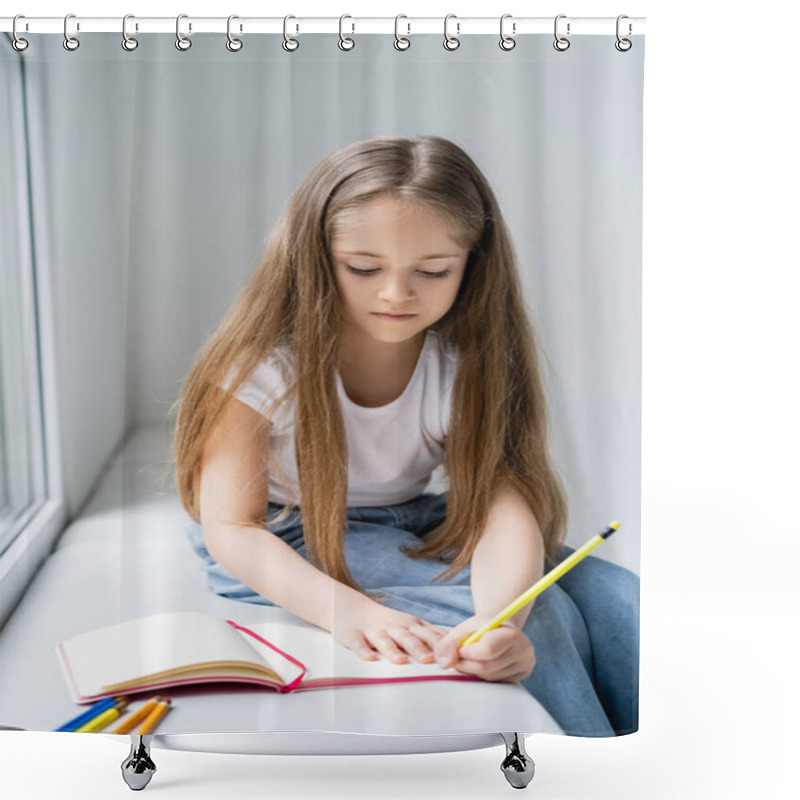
[283,15,299,51]
[553,14,571,51]
[63,13,80,51]
[122,15,138,51]
[338,15,355,51]
[227,15,243,52]
[175,14,192,50]
[394,15,410,51]
[12,15,29,51]
[499,14,516,51]
[615,15,633,51]
[443,14,460,51]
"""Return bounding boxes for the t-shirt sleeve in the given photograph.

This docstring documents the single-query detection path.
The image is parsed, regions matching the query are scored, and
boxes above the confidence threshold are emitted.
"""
[218,351,293,433]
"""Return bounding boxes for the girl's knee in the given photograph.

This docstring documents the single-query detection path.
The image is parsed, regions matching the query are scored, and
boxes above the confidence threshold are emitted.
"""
[563,554,639,604]
[602,563,640,621]
[520,585,591,650]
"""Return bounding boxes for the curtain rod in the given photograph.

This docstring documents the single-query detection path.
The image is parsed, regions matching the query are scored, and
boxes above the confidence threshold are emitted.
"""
[1,16,646,36]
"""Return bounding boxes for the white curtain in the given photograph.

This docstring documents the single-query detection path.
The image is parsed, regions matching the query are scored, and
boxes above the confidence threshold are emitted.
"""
[15,32,642,570]
[1,26,643,748]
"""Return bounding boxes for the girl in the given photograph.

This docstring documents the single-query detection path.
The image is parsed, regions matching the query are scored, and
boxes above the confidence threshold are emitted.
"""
[172,135,639,737]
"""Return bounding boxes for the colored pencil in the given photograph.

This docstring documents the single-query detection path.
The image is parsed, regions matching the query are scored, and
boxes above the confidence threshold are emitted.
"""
[74,698,129,732]
[137,697,171,735]
[111,696,163,734]
[461,522,621,647]
[54,696,125,732]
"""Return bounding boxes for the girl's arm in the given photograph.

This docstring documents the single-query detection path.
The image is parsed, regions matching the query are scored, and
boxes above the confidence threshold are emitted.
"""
[199,397,373,632]
[200,397,449,663]
[469,480,545,629]
[431,482,543,681]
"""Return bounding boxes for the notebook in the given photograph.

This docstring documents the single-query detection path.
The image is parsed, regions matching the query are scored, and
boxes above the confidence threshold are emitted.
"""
[56,611,480,704]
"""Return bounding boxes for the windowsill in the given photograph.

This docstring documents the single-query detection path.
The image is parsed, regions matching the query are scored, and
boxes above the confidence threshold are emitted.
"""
[0,423,563,737]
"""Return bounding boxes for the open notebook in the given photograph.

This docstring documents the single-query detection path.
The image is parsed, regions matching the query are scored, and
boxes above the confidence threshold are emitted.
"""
[56,611,480,704]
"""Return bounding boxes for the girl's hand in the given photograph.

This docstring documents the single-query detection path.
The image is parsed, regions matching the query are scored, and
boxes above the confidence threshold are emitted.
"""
[331,595,448,665]
[432,614,536,683]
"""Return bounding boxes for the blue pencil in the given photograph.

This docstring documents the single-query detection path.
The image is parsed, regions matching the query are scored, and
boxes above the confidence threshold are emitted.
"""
[54,696,121,732]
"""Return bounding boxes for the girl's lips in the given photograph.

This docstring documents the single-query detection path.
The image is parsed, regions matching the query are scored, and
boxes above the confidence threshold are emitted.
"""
[372,313,416,320]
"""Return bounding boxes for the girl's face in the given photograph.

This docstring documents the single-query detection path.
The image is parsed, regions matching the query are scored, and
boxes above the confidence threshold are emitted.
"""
[330,196,470,346]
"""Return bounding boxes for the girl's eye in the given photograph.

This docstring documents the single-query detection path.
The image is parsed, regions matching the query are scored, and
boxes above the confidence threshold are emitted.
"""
[421,270,451,279]
[346,266,451,279]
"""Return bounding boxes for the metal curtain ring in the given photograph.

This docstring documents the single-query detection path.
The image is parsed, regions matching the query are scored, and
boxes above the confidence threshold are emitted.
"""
[122,15,138,51]
[227,15,243,51]
[443,14,460,51]
[553,14,570,51]
[338,15,355,50]
[499,14,516,50]
[176,14,191,50]
[615,15,632,51]
[63,13,80,51]
[394,15,410,51]
[283,15,299,51]
[12,15,29,51]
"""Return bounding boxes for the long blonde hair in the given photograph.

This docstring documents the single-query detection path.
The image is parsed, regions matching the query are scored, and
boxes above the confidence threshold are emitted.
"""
[170,135,567,599]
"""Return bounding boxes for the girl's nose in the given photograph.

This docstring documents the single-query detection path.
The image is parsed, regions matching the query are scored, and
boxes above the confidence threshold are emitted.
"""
[378,274,414,302]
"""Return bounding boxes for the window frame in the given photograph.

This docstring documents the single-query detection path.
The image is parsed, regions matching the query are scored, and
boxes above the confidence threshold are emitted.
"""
[0,56,67,629]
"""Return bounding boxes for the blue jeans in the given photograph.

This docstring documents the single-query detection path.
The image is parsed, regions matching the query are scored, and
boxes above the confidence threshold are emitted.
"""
[184,491,639,737]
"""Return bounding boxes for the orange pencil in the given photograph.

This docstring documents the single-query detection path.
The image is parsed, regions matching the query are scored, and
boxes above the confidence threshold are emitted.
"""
[111,696,161,734]
[137,697,171,735]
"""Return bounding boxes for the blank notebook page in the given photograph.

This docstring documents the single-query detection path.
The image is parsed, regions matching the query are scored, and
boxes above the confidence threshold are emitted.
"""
[58,612,287,693]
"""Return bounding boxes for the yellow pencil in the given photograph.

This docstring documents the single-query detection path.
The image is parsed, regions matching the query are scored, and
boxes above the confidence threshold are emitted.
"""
[111,696,161,735]
[137,697,171,735]
[461,522,621,648]
[75,699,129,732]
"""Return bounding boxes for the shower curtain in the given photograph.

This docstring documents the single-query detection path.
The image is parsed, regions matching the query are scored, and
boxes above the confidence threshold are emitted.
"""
[0,15,644,753]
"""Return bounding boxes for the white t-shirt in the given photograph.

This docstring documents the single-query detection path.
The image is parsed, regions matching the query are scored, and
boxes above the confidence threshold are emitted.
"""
[221,329,458,507]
